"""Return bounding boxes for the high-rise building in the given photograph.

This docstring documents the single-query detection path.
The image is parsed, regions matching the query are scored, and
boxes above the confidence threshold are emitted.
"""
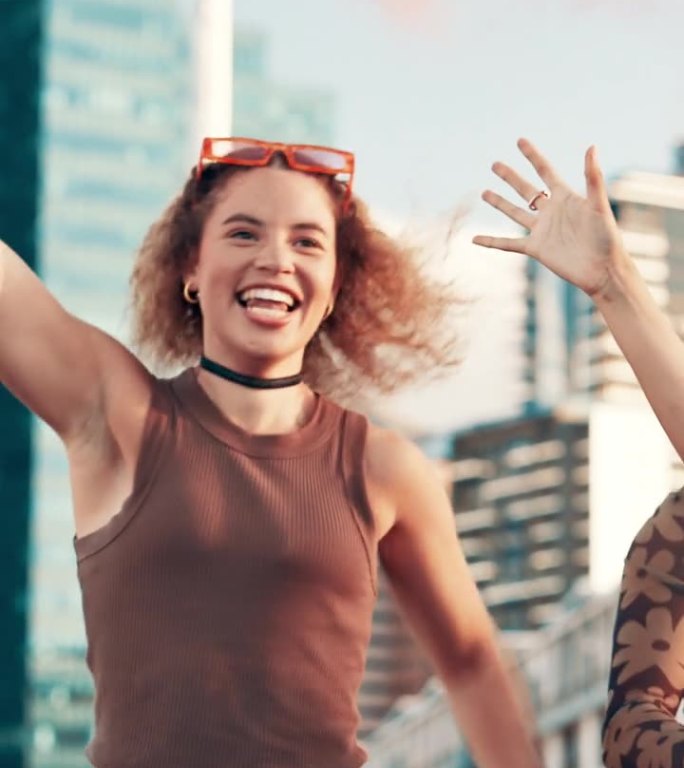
[28,1,201,765]
[524,160,684,413]
[233,27,335,144]
[600,171,684,403]
[27,7,340,766]
[362,160,684,746]
[445,397,672,631]
[449,408,590,631]
[523,261,595,413]
[675,141,684,176]
[356,228,531,734]
[0,5,45,766]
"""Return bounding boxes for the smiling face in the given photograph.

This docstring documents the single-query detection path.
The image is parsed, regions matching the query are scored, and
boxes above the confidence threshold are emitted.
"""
[185,165,338,377]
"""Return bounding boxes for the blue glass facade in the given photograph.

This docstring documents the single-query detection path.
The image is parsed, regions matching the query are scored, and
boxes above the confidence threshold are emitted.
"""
[29,1,195,764]
[0,3,44,765]
[524,260,593,413]
[233,28,335,144]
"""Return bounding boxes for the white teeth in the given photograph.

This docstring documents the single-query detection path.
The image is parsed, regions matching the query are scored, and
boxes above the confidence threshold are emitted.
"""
[239,287,295,307]
[246,305,288,318]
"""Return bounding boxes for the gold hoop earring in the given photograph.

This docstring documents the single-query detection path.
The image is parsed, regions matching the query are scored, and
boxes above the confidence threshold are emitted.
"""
[183,283,199,304]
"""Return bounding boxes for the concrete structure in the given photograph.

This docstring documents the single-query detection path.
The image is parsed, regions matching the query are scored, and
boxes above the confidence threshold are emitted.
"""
[445,397,673,630]
[194,0,233,143]
[448,408,589,630]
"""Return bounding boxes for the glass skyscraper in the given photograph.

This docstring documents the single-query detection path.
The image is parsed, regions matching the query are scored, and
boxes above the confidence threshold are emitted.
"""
[29,1,196,765]
[233,27,335,144]
[26,8,339,765]
[0,5,45,766]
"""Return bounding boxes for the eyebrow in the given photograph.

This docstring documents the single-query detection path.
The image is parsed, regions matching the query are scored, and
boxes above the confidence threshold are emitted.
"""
[222,213,330,238]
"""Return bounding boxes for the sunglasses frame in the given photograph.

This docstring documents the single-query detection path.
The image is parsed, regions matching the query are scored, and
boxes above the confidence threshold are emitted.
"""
[196,136,355,210]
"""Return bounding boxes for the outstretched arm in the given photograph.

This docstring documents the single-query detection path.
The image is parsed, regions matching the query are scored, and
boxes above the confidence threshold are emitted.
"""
[603,490,684,767]
[475,139,684,465]
[368,428,542,767]
[0,239,151,446]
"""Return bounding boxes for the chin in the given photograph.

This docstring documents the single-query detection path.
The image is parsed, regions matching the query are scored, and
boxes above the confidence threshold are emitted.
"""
[236,342,305,369]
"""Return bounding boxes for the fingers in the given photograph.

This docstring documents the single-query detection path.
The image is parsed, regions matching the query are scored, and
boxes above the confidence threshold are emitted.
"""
[491,161,542,207]
[584,145,612,214]
[517,138,562,189]
[481,189,535,230]
[472,234,528,254]
[488,138,562,208]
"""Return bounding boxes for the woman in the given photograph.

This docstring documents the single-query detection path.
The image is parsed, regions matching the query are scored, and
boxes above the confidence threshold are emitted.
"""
[0,138,541,767]
[476,138,684,767]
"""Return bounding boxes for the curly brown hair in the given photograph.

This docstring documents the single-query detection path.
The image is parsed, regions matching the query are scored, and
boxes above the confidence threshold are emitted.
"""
[130,160,463,400]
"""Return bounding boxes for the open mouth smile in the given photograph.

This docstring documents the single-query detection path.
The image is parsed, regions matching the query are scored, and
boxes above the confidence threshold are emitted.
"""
[236,286,302,320]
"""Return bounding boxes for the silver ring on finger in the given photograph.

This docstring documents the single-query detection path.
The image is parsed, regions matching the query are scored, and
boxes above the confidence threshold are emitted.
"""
[528,190,550,211]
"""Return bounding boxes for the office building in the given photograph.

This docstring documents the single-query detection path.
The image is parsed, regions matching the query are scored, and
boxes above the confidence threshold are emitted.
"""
[448,407,590,631]
[28,6,341,765]
[445,393,673,631]
[233,27,335,144]
[524,158,684,412]
[28,1,200,764]
[0,4,44,766]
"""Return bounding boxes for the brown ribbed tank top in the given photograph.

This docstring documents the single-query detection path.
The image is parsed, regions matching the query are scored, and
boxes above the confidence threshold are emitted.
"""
[72,368,378,768]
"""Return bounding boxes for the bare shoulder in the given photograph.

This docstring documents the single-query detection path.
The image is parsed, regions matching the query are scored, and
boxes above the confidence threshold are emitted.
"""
[0,242,153,443]
[364,423,447,538]
[365,423,430,486]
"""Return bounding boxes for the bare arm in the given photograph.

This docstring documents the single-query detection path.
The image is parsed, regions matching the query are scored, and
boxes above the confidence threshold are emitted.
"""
[368,429,541,768]
[475,139,684,463]
[0,240,151,445]
[603,490,684,768]
[594,256,684,462]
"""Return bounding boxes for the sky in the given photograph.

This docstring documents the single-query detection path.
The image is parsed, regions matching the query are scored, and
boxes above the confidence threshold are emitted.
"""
[234,0,684,221]
[233,0,684,433]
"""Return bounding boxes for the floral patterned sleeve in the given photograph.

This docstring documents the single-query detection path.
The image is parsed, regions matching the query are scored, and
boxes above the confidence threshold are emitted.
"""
[603,490,684,768]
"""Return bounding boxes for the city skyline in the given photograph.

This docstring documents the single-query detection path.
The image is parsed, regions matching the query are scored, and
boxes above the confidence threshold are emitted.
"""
[231,0,684,434]
[3,2,684,766]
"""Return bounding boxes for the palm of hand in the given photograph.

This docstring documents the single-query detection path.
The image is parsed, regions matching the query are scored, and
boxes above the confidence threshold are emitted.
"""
[475,139,624,298]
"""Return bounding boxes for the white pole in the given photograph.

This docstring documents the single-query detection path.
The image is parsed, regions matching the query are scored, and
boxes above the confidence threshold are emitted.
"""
[194,0,233,150]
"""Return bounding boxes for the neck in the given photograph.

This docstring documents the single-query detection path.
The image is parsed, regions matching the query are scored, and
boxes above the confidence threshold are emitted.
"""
[200,355,302,389]
[194,364,314,436]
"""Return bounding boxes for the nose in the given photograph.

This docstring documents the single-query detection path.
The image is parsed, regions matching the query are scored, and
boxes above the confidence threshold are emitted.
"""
[253,236,295,273]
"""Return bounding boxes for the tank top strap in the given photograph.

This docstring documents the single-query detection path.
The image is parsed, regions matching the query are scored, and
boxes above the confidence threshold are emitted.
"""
[72,375,177,561]
[338,407,378,595]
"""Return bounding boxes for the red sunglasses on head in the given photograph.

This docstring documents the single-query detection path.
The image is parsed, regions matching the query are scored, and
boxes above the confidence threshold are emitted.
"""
[196,137,356,210]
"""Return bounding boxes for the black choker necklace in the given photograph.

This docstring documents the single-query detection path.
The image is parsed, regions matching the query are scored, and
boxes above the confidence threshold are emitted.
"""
[199,355,303,390]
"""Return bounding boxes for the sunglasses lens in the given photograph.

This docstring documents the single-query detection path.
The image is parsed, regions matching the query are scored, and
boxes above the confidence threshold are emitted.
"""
[292,148,349,173]
[207,139,269,162]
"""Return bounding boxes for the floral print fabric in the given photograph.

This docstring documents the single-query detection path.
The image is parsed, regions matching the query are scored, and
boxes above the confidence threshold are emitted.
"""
[603,490,684,767]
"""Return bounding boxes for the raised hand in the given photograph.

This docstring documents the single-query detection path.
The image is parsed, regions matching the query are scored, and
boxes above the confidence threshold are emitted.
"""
[473,138,627,299]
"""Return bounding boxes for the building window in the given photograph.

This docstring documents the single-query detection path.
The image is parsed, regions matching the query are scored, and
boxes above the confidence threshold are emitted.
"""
[561,722,578,768]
